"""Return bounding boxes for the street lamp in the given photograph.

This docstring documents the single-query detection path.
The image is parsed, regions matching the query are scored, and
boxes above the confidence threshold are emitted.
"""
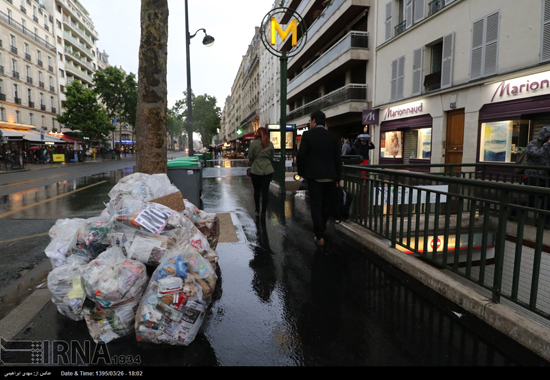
[184,0,215,156]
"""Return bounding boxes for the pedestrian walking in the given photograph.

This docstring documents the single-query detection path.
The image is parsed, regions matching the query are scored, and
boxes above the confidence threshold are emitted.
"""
[524,126,550,224]
[341,138,351,155]
[248,126,275,217]
[351,134,375,165]
[297,109,342,246]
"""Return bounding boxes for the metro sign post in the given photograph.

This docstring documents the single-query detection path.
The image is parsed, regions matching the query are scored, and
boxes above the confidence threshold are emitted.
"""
[260,8,306,192]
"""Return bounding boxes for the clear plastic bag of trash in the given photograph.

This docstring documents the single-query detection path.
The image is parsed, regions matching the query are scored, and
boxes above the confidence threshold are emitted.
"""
[106,173,179,216]
[81,247,148,308]
[47,256,88,321]
[45,218,88,268]
[83,298,140,344]
[182,200,220,250]
[135,249,217,346]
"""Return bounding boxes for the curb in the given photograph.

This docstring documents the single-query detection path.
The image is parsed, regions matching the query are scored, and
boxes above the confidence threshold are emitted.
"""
[335,220,550,362]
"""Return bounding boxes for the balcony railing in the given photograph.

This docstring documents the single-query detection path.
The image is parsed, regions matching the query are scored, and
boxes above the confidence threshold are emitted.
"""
[51,107,56,113]
[0,11,56,53]
[50,86,54,93]
[287,84,367,121]
[48,65,53,72]
[25,53,31,61]
[40,104,46,111]
[428,0,446,17]
[288,31,369,94]
[39,81,44,89]
[12,71,19,79]
[14,97,21,105]
[37,59,43,67]
[10,45,17,55]
[29,101,34,108]
[395,20,407,36]
[26,76,32,84]
[0,93,5,101]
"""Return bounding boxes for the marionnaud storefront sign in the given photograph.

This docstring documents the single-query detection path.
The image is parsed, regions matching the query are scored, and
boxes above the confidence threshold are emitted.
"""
[383,101,426,121]
[488,70,550,103]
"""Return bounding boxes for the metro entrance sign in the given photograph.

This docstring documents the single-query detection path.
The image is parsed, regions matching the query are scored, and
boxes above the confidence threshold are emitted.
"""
[260,8,307,192]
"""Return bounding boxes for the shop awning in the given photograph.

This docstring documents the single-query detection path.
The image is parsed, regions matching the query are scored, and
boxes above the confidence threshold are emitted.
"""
[242,132,256,141]
[1,128,66,144]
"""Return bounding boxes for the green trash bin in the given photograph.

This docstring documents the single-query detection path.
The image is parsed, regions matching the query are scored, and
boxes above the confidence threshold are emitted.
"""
[167,159,203,207]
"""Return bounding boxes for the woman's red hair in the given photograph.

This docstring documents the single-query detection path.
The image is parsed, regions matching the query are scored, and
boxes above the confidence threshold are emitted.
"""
[257,127,269,148]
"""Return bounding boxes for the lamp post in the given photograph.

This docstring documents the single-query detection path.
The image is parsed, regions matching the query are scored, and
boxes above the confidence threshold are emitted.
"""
[184,0,215,156]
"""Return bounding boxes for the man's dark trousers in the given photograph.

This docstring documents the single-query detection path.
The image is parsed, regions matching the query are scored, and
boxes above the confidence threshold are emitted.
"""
[307,179,333,239]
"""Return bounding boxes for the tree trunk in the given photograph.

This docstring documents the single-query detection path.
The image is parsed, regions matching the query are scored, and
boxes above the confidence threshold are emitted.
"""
[135,0,169,174]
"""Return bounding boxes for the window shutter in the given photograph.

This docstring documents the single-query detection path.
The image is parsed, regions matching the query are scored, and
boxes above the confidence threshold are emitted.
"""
[441,32,454,89]
[397,56,405,100]
[391,59,398,101]
[470,19,484,80]
[413,0,425,24]
[406,0,413,29]
[484,12,499,76]
[542,0,550,62]
[412,47,423,96]
[385,1,392,41]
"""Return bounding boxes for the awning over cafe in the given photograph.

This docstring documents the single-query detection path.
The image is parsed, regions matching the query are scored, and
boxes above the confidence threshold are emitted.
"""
[0,128,65,144]
[242,132,256,141]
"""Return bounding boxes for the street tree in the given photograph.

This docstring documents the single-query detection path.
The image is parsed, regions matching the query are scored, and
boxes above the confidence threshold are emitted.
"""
[56,80,114,147]
[167,107,185,151]
[135,0,169,174]
[93,66,138,149]
[174,92,221,149]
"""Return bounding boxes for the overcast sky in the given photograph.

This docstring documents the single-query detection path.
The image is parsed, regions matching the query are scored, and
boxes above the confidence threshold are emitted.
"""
[81,0,275,111]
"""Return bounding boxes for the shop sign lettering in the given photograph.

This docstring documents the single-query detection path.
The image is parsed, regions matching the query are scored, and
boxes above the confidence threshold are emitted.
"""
[490,72,550,102]
[384,102,424,120]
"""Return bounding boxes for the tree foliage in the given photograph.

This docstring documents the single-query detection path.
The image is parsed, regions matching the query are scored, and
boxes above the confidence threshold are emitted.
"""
[56,80,114,144]
[93,66,138,127]
[173,92,221,148]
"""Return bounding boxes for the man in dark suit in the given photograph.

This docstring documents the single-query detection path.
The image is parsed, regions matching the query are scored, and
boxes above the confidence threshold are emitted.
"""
[297,110,341,246]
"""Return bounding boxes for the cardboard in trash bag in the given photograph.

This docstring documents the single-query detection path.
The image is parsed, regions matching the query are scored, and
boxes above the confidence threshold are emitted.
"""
[150,191,186,213]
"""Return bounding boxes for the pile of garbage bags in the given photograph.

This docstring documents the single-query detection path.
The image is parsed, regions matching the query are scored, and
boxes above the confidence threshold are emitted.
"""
[45,173,219,346]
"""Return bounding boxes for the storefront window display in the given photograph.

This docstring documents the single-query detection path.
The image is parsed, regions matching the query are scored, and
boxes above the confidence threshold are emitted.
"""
[404,128,432,160]
[479,120,530,163]
[381,131,403,158]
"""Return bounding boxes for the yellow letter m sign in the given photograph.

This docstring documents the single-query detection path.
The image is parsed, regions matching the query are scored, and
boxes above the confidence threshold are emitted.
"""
[270,17,297,46]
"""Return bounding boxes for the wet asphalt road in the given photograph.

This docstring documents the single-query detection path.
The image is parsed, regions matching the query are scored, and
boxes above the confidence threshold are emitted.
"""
[0,159,549,368]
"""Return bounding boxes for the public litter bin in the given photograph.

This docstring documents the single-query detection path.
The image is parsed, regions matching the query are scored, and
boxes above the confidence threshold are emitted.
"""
[167,159,203,207]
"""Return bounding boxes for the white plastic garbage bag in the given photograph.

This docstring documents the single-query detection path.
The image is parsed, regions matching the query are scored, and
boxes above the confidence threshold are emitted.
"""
[47,256,88,321]
[135,249,217,346]
[83,298,140,344]
[81,247,148,308]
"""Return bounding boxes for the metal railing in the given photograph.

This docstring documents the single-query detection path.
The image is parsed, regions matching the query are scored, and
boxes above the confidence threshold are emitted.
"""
[287,84,367,120]
[341,163,550,323]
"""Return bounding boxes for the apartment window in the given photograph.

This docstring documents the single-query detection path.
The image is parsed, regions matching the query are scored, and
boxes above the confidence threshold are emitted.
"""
[412,47,423,96]
[12,59,17,73]
[24,43,29,56]
[40,93,44,106]
[14,84,18,98]
[0,80,3,95]
[385,2,393,41]
[422,33,454,91]
[30,113,34,125]
[0,108,5,121]
[21,19,26,33]
[541,0,550,62]
[7,10,12,25]
[471,11,500,80]
[16,111,20,123]
[59,69,64,77]
[27,88,32,103]
[10,35,16,49]
[390,56,405,101]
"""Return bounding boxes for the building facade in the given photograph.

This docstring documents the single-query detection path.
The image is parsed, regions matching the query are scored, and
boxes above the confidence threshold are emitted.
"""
[284,0,373,147]
[0,0,63,155]
[373,0,550,169]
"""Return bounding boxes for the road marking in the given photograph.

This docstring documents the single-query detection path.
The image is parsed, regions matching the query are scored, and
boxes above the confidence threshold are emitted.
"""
[0,180,108,219]
[0,232,50,245]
